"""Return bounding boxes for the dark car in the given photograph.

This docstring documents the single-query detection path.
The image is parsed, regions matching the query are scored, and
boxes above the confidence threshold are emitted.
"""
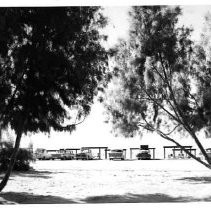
[60,150,75,160]
[136,151,151,160]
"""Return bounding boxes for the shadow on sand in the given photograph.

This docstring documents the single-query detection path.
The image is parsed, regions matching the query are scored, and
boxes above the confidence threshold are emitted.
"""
[1,169,66,180]
[81,193,211,203]
[9,170,54,179]
[177,176,211,184]
[0,192,78,204]
[2,192,211,204]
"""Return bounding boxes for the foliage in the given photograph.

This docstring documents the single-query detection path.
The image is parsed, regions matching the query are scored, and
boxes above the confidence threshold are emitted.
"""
[103,6,211,168]
[0,7,108,134]
[192,12,211,137]
[0,142,34,171]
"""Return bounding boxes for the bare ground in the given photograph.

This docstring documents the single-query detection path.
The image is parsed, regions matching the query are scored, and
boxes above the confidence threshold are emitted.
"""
[1,159,211,204]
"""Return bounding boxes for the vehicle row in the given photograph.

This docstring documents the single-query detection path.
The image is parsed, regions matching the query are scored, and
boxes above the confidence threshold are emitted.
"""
[35,146,152,161]
[35,148,93,160]
[35,146,211,161]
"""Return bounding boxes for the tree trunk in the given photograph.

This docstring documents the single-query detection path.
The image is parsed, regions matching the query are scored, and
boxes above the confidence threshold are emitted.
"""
[158,131,211,170]
[187,129,211,165]
[0,125,2,143]
[0,119,25,192]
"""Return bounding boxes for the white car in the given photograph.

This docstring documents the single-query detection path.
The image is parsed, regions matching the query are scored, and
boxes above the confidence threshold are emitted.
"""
[35,148,51,160]
[47,150,62,160]
[109,149,125,160]
[76,149,93,160]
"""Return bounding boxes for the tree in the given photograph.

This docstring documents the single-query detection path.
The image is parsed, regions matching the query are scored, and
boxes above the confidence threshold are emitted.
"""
[103,6,211,169]
[0,7,108,192]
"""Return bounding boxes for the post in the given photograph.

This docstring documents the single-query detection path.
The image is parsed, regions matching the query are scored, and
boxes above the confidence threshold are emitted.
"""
[124,149,126,159]
[164,147,166,159]
[130,149,132,159]
[189,148,191,158]
[105,148,107,159]
[98,148,101,160]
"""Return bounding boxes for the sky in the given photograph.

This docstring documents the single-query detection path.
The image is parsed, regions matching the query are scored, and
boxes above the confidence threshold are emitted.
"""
[5,5,211,158]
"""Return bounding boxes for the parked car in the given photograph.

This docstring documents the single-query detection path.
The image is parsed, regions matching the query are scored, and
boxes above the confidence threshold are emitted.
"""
[35,148,52,160]
[136,145,151,160]
[76,149,93,160]
[206,148,211,159]
[136,151,151,160]
[109,149,125,160]
[60,149,75,160]
[47,150,62,160]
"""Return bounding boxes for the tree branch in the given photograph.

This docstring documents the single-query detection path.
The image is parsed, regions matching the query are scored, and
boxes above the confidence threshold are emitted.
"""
[163,124,180,136]
[156,129,211,169]
[143,88,183,124]
[57,114,87,132]
[150,59,182,123]
[158,52,211,165]
[151,63,165,81]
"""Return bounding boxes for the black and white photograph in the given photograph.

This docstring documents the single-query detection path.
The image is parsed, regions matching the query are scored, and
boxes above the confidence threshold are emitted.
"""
[1,0,211,206]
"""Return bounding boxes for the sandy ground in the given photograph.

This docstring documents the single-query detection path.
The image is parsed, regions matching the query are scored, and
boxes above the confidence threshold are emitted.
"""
[1,159,211,204]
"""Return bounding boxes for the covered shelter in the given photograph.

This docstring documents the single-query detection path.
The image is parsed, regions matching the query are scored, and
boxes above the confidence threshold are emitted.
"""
[47,149,60,153]
[163,146,196,159]
[61,148,81,155]
[129,147,156,159]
